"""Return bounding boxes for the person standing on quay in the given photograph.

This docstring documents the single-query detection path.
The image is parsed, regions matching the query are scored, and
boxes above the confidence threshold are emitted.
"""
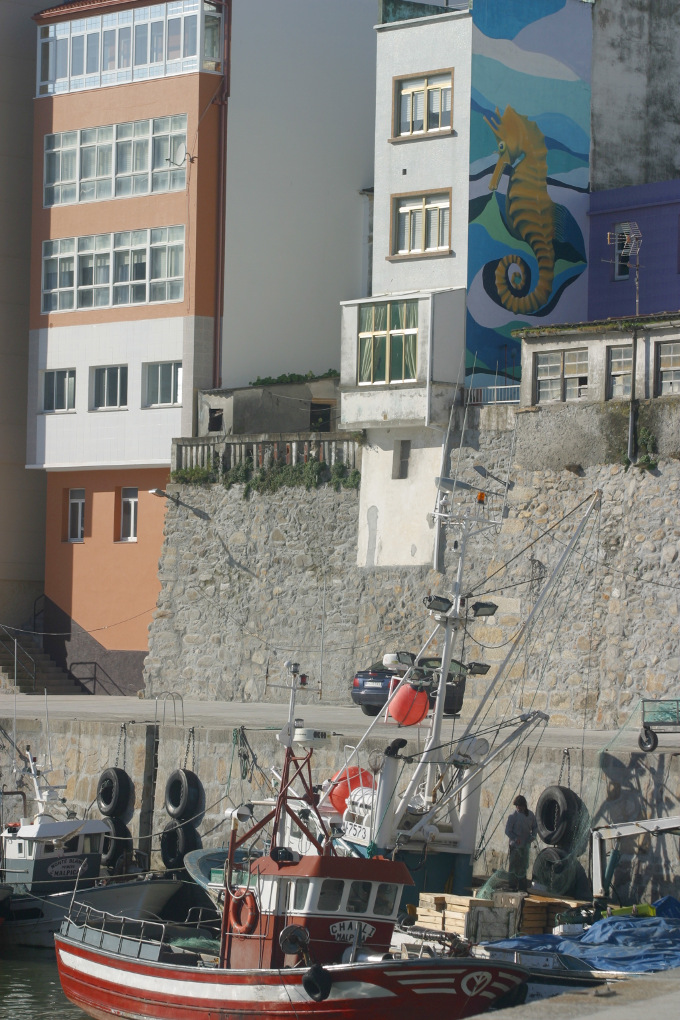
[505,795,537,890]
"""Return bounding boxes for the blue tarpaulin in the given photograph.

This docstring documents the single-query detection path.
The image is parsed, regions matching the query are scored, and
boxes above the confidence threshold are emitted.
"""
[485,915,680,973]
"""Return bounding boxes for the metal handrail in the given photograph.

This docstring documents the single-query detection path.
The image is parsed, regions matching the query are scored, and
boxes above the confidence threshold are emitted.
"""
[0,626,37,690]
[466,384,520,406]
[154,692,185,726]
[69,661,124,696]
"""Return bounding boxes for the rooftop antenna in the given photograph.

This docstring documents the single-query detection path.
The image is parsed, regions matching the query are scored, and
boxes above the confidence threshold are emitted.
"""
[607,223,642,461]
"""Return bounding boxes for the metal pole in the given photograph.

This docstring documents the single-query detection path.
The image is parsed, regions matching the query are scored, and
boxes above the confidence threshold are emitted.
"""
[318,572,326,701]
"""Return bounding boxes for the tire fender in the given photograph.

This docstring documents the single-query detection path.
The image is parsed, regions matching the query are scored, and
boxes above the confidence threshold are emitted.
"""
[228,889,259,935]
[532,846,577,896]
[97,768,132,818]
[160,820,200,870]
[303,963,333,1002]
[101,817,133,869]
[164,769,201,820]
[536,785,579,847]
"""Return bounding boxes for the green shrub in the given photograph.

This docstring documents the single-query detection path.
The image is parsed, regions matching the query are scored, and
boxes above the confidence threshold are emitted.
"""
[171,465,216,485]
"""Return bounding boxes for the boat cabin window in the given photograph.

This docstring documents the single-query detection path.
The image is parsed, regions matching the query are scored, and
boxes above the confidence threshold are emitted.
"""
[83,834,101,853]
[347,881,371,914]
[374,883,398,916]
[16,842,24,856]
[43,842,55,854]
[317,878,344,911]
[292,878,310,911]
[63,836,79,853]
[27,841,34,858]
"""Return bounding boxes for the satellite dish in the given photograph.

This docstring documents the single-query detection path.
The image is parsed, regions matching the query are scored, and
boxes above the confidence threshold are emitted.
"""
[174,141,187,166]
[279,924,310,956]
[435,476,473,492]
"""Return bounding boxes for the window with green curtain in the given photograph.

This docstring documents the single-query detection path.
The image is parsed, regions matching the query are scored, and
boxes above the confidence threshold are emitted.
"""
[357,301,417,384]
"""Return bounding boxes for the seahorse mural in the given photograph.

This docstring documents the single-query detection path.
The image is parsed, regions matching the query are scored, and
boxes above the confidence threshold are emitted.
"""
[483,105,556,314]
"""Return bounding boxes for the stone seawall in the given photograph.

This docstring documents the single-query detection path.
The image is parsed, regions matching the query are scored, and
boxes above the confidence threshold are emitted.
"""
[2,716,680,904]
[145,429,680,730]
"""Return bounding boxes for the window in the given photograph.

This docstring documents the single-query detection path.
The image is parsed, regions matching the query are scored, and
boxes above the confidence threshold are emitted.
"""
[45,115,187,207]
[292,879,310,911]
[613,222,631,280]
[42,227,184,312]
[44,369,76,412]
[608,346,632,399]
[358,301,418,385]
[535,349,588,402]
[145,362,182,406]
[83,834,101,853]
[393,193,450,256]
[37,2,209,97]
[317,879,344,912]
[658,342,680,395]
[346,881,371,914]
[374,883,398,917]
[94,366,128,409]
[394,71,453,138]
[120,487,138,540]
[69,489,85,542]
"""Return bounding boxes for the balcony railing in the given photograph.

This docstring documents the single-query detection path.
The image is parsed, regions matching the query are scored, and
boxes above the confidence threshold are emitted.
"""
[172,433,361,476]
[466,384,520,406]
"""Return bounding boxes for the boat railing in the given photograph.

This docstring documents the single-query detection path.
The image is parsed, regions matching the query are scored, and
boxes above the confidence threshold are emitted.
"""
[64,900,219,961]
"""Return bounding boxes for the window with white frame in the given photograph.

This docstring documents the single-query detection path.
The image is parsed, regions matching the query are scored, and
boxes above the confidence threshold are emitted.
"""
[42,227,184,312]
[358,301,418,385]
[393,193,450,256]
[120,488,138,541]
[535,349,588,402]
[43,369,76,412]
[658,341,680,395]
[607,346,632,399]
[36,2,221,97]
[93,366,128,409]
[394,71,453,138]
[68,489,85,542]
[613,222,631,280]
[145,362,182,406]
[45,116,187,207]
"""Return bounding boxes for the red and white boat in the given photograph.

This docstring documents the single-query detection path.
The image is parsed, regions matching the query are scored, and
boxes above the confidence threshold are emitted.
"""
[55,671,527,1020]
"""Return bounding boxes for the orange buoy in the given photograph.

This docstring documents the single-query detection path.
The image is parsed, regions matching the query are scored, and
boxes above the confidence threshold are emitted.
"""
[388,684,429,726]
[328,767,373,814]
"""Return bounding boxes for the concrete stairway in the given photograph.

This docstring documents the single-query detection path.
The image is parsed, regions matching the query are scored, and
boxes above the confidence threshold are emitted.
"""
[0,634,89,695]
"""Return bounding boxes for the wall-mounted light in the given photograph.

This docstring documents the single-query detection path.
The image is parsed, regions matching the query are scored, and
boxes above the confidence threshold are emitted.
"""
[471,601,498,618]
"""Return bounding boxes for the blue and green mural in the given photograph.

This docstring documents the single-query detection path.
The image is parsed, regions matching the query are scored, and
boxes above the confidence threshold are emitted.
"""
[468,0,591,382]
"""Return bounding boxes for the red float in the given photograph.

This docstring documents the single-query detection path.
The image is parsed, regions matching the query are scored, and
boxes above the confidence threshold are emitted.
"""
[388,684,429,726]
[328,767,373,814]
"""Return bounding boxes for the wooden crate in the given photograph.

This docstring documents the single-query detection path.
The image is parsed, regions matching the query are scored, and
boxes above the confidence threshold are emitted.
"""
[466,905,515,942]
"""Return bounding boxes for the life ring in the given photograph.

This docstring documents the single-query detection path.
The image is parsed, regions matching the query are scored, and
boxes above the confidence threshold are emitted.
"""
[97,768,132,818]
[160,820,200,870]
[101,817,133,869]
[164,769,201,821]
[228,889,259,935]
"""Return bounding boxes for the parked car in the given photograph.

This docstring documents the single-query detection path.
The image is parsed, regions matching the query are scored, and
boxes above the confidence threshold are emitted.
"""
[351,652,467,717]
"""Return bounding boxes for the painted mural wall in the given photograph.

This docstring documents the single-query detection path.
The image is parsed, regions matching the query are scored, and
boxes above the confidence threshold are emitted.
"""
[467,0,591,384]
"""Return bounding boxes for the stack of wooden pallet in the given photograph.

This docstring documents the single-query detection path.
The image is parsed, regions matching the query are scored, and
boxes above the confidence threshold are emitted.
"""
[414,892,514,940]
[514,894,590,934]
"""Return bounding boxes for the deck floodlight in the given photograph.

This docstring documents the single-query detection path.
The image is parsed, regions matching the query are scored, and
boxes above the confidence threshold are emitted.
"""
[423,595,453,614]
[466,661,491,675]
[471,601,498,618]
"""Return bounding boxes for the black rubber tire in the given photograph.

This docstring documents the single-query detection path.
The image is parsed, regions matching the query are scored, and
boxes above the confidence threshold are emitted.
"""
[536,785,578,847]
[360,705,381,717]
[160,821,200,870]
[533,846,577,897]
[302,963,333,1003]
[164,768,201,820]
[96,767,132,817]
[101,817,132,869]
[638,727,659,753]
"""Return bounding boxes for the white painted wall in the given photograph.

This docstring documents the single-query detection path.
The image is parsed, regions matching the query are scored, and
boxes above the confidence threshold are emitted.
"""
[27,318,190,469]
[372,11,472,296]
[356,427,442,567]
[221,0,378,388]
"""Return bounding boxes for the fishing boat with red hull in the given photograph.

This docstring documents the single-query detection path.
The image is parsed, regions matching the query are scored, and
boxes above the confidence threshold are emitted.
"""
[55,673,527,1020]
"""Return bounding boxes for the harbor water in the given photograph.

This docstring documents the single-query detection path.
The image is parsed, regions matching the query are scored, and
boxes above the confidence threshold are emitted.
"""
[0,948,83,1020]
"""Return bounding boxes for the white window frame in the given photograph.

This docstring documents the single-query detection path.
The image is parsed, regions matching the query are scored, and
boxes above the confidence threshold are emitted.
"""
[43,369,76,412]
[120,487,138,542]
[44,115,187,208]
[93,365,128,410]
[144,362,182,407]
[393,192,451,256]
[68,489,85,543]
[393,70,453,139]
[42,227,184,313]
[358,300,418,386]
[658,341,680,395]
[37,3,222,97]
[535,349,589,403]
[607,345,633,399]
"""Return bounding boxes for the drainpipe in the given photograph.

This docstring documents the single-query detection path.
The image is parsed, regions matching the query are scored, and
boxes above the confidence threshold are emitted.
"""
[212,1,232,389]
[425,291,434,427]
